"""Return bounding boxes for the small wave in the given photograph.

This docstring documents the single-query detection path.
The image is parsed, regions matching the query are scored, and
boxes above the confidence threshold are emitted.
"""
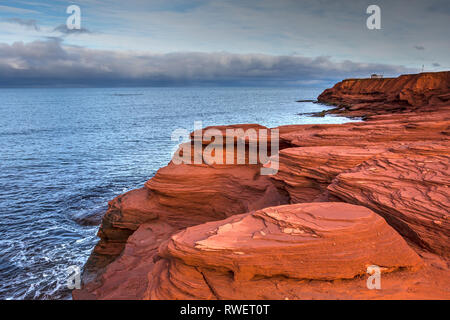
[70,206,106,226]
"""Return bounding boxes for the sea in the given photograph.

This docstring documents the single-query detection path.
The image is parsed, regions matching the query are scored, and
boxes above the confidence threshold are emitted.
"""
[0,86,353,299]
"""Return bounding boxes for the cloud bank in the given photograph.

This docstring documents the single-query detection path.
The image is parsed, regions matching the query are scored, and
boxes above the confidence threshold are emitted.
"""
[0,40,416,87]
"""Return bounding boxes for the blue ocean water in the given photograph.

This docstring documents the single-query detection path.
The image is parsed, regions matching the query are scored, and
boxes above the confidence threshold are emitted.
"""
[0,87,353,300]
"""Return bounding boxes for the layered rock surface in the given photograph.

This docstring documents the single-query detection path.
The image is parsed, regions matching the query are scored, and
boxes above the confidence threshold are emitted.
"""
[270,146,387,203]
[278,114,450,148]
[328,142,450,257]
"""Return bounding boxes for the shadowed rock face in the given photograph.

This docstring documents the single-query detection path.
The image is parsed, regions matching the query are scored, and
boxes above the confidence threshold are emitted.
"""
[270,146,388,203]
[75,72,450,300]
[147,203,423,300]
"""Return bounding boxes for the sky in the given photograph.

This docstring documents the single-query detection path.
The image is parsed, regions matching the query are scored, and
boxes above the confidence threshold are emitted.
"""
[0,0,448,86]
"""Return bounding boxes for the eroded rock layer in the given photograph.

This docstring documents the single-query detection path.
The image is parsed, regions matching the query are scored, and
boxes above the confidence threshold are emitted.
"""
[147,203,423,300]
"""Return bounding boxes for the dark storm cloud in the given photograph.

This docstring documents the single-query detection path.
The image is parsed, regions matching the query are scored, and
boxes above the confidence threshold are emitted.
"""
[414,46,425,50]
[5,18,40,31]
[0,40,415,87]
[433,63,441,67]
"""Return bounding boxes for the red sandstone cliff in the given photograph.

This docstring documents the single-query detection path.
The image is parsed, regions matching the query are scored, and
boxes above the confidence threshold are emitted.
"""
[73,71,450,300]
[317,71,450,118]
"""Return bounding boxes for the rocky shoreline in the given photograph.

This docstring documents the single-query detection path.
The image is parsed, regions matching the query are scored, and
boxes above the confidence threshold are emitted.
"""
[73,71,450,300]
